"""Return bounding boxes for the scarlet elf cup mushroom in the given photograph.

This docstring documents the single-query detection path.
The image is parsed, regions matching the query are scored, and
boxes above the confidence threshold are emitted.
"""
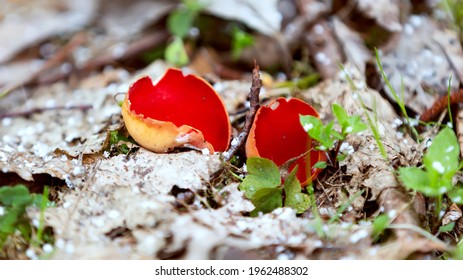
[245,97,326,186]
[121,68,231,154]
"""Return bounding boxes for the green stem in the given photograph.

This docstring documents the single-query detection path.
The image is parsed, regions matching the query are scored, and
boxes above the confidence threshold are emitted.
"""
[35,187,49,246]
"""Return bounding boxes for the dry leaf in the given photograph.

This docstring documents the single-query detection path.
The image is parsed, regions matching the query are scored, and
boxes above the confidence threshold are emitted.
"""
[332,17,371,74]
[379,15,463,114]
[356,0,402,32]
[199,0,282,35]
[304,20,343,79]
[0,0,97,63]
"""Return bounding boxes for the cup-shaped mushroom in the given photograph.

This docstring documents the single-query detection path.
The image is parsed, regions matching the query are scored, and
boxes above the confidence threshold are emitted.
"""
[246,97,326,186]
[122,68,231,154]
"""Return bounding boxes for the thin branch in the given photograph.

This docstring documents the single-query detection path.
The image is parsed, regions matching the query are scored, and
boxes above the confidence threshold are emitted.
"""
[223,62,261,161]
[420,89,463,123]
[0,105,92,119]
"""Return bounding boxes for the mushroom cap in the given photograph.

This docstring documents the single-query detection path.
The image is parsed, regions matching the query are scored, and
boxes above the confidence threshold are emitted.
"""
[122,68,231,153]
[245,97,326,185]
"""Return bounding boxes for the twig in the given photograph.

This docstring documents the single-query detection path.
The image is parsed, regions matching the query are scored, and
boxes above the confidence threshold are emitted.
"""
[420,89,463,123]
[0,105,92,119]
[1,30,169,95]
[79,30,169,73]
[1,33,87,97]
[223,62,261,161]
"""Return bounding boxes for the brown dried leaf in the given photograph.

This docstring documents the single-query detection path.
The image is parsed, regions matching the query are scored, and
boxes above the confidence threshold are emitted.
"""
[297,0,331,22]
[0,0,97,63]
[199,0,282,35]
[0,68,130,184]
[99,0,175,39]
[332,17,371,74]
[356,0,402,32]
[442,204,462,226]
[379,15,463,114]
[304,20,344,79]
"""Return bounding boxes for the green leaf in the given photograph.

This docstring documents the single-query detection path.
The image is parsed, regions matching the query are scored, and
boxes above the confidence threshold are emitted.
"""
[336,153,347,162]
[165,37,189,67]
[313,161,327,169]
[372,214,390,241]
[283,168,310,213]
[109,130,130,146]
[231,26,254,60]
[239,157,281,198]
[167,9,195,38]
[0,185,33,208]
[184,0,204,13]
[449,188,463,205]
[250,188,283,217]
[350,121,368,134]
[423,127,460,179]
[332,104,349,127]
[283,167,301,196]
[330,130,343,140]
[399,167,440,196]
[439,222,455,233]
[300,115,323,139]
[286,193,311,214]
[0,209,23,234]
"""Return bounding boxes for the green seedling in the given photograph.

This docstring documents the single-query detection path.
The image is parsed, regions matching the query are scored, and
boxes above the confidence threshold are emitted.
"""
[438,222,455,234]
[231,26,254,60]
[0,185,53,252]
[165,0,204,66]
[399,127,463,216]
[107,129,137,156]
[340,64,389,162]
[165,37,190,67]
[299,103,367,165]
[239,157,311,216]
[167,0,203,38]
[371,214,390,242]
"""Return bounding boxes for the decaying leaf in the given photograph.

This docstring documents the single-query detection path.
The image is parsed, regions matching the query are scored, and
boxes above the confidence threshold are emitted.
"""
[356,0,403,32]
[198,0,282,35]
[379,15,463,114]
[304,20,343,79]
[332,17,371,74]
[0,0,97,64]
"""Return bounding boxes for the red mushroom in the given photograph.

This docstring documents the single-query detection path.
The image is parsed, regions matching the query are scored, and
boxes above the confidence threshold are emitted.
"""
[122,68,231,154]
[245,97,326,186]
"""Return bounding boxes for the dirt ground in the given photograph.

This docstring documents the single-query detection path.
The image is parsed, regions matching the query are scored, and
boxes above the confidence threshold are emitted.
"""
[1,0,463,259]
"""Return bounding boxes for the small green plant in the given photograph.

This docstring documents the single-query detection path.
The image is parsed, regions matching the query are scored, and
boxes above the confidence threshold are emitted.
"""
[440,0,463,41]
[299,103,367,164]
[371,214,391,241]
[107,129,137,156]
[399,127,463,216]
[0,185,53,251]
[239,157,311,216]
[231,26,254,60]
[339,64,389,162]
[165,0,204,66]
